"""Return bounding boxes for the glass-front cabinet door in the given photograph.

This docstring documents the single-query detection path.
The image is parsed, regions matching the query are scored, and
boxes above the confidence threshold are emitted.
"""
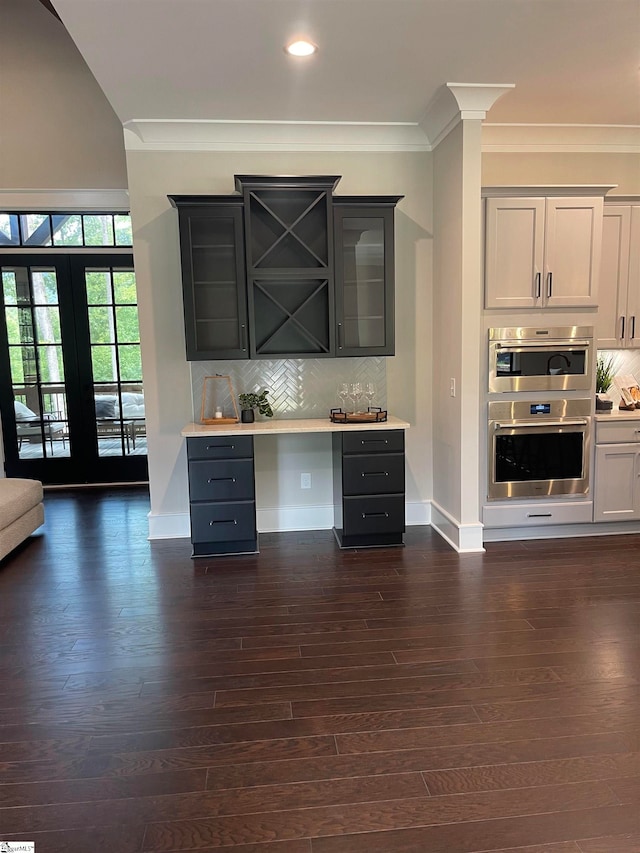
[333,199,400,357]
[169,198,248,360]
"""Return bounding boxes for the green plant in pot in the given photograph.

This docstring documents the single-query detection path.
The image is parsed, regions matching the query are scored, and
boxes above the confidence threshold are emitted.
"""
[238,389,273,423]
[596,354,615,410]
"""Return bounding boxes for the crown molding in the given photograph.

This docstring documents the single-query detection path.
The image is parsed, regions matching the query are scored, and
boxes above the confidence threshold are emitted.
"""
[420,83,515,148]
[123,120,432,152]
[482,123,640,153]
[481,184,617,198]
[0,189,130,211]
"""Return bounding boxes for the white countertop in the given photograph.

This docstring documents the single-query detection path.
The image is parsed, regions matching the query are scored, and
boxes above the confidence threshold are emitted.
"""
[594,408,640,421]
[182,415,410,437]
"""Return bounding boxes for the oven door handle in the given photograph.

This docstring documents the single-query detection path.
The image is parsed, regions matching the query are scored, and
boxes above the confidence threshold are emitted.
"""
[495,341,592,350]
[494,419,589,430]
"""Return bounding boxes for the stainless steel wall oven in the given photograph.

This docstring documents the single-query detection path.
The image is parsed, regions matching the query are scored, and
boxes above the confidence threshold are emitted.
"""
[488,399,591,500]
[489,326,593,393]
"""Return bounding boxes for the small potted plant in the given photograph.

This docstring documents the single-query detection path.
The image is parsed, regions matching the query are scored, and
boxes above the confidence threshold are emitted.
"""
[596,354,615,411]
[238,389,273,423]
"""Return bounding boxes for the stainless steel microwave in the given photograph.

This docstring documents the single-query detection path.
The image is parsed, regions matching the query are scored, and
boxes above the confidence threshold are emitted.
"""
[488,326,594,394]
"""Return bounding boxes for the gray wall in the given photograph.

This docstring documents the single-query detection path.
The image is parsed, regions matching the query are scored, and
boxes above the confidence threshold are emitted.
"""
[0,0,127,189]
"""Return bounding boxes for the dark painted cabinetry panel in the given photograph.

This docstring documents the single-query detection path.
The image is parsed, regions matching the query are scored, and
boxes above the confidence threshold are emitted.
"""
[186,435,257,556]
[333,428,405,548]
[333,198,401,357]
[170,180,401,360]
[168,197,248,360]
[237,175,337,358]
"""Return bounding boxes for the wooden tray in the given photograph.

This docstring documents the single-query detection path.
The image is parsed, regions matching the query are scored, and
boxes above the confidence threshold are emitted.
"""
[330,407,387,424]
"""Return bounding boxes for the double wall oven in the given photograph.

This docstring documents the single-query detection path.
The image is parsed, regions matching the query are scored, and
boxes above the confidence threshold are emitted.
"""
[487,326,594,501]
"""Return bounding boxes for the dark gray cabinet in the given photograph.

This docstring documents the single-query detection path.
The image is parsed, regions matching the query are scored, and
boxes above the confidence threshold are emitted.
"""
[169,196,248,360]
[236,174,338,358]
[332,429,406,548]
[333,198,401,357]
[170,178,401,360]
[186,435,257,556]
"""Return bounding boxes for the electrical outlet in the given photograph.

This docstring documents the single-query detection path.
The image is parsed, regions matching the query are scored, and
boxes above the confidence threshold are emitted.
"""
[301,472,312,489]
[450,378,456,397]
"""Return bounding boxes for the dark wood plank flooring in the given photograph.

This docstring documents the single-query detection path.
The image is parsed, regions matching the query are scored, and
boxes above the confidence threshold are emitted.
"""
[1,487,640,852]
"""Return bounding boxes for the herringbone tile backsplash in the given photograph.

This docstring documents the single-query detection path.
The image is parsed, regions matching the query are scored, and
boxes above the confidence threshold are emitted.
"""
[191,358,387,420]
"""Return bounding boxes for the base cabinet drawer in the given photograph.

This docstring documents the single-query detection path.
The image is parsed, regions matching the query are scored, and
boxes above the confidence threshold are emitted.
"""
[188,459,254,501]
[483,500,593,528]
[342,429,404,455]
[190,501,256,544]
[342,453,405,496]
[343,495,406,535]
[187,435,253,459]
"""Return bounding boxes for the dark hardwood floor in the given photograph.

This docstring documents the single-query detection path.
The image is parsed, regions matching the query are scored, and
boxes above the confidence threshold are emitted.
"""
[1,487,640,852]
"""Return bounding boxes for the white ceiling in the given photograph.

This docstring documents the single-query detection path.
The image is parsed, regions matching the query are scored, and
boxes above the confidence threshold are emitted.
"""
[51,0,640,145]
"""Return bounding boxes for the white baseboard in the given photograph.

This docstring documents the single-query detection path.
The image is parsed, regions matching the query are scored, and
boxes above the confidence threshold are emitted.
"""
[147,511,190,540]
[147,501,433,540]
[483,519,640,542]
[430,501,485,553]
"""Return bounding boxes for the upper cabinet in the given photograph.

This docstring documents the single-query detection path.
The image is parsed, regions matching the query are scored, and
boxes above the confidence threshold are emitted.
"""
[168,196,248,360]
[171,177,401,361]
[484,190,606,310]
[333,198,400,357]
[238,175,336,358]
[596,204,640,348]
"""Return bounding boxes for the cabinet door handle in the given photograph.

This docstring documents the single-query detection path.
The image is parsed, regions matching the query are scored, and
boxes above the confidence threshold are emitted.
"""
[360,439,388,445]
[362,511,389,519]
[337,322,343,350]
[527,512,552,518]
[209,518,238,525]
[535,271,541,298]
[621,316,626,340]
[362,471,389,477]
[240,323,247,352]
[207,477,236,483]
[632,316,636,339]
[547,272,553,298]
[206,444,234,450]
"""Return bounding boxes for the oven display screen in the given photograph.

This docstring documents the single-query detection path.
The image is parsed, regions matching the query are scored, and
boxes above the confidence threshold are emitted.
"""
[530,403,551,415]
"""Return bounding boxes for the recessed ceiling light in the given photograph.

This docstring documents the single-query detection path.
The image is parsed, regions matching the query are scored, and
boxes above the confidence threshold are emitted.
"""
[285,39,317,57]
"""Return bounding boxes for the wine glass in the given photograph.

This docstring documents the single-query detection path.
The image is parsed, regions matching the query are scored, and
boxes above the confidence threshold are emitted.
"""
[350,382,363,414]
[364,382,376,410]
[337,383,349,412]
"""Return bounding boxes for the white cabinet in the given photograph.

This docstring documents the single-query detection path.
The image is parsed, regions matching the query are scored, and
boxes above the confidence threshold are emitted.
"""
[594,418,640,521]
[596,205,640,348]
[485,195,604,310]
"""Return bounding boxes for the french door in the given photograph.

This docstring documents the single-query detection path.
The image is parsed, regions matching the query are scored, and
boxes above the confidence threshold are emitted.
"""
[0,254,148,484]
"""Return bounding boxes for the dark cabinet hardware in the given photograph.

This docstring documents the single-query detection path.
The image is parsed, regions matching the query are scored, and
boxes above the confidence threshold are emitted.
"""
[547,271,553,297]
[362,511,389,518]
[527,512,553,518]
[207,477,236,483]
[535,271,541,298]
[209,518,238,525]
[621,316,626,339]
[362,471,388,477]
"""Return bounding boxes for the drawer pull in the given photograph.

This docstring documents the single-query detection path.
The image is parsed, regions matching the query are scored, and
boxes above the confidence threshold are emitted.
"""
[209,519,238,525]
[362,471,388,477]
[360,439,388,445]
[362,511,389,518]
[527,512,552,518]
[207,477,236,483]
[206,444,235,450]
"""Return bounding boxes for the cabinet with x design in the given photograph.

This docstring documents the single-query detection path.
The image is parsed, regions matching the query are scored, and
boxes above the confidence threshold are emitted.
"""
[170,175,401,360]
